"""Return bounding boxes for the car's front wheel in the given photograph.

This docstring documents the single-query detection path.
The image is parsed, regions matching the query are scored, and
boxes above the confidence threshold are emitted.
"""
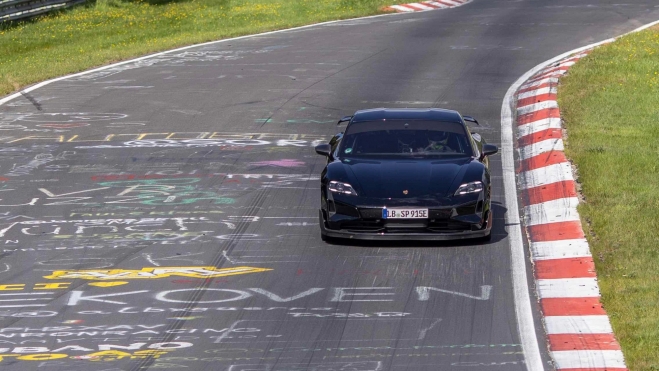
[475,210,492,243]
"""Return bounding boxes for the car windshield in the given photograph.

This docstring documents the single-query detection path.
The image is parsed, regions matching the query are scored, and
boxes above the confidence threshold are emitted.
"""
[338,120,473,157]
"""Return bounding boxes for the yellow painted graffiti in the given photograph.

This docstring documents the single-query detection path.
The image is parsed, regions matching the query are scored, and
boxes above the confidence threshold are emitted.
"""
[0,283,71,291]
[77,350,169,361]
[0,350,169,362]
[88,281,129,287]
[44,266,272,280]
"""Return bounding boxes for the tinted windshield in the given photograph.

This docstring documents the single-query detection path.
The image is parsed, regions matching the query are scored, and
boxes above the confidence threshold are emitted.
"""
[338,120,473,157]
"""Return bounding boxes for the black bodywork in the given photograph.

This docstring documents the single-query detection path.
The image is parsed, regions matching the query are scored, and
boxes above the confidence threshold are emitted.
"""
[315,108,498,241]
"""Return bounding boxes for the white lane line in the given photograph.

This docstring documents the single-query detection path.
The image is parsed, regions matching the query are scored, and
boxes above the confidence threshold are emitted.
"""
[0,9,413,107]
[519,162,574,190]
[545,315,613,334]
[0,298,52,301]
[0,292,54,295]
[531,239,591,261]
[519,138,564,160]
[551,350,626,369]
[537,278,600,298]
[517,118,562,138]
[501,48,545,371]
[0,304,48,308]
[523,197,580,226]
[517,100,559,116]
[517,87,557,100]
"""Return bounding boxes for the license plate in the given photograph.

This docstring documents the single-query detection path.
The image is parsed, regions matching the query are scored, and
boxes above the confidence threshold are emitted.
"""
[382,208,428,219]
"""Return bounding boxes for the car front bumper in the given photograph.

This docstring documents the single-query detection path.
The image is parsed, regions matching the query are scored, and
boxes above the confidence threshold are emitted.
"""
[318,209,492,241]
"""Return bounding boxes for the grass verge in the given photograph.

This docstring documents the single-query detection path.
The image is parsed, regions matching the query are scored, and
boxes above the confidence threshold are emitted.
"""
[558,26,659,371]
[0,0,395,97]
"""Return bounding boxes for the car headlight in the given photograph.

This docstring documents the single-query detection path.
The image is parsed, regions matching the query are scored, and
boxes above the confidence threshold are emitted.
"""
[454,181,483,196]
[329,181,358,196]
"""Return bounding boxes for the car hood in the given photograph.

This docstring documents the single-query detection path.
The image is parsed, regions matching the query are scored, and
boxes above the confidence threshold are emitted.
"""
[338,157,472,199]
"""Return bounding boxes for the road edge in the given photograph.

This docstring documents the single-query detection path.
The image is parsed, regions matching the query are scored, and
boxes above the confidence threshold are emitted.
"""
[0,10,413,106]
[501,19,659,371]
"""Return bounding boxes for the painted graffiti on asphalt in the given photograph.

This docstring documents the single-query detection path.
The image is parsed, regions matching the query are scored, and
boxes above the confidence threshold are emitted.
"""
[0,217,253,239]
[2,131,327,144]
[0,178,239,207]
[43,266,272,280]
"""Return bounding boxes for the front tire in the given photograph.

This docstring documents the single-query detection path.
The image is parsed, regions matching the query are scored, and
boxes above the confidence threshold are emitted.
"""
[477,210,492,243]
[320,232,337,244]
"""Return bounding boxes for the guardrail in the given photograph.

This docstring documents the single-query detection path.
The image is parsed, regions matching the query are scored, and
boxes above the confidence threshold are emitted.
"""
[1,0,87,22]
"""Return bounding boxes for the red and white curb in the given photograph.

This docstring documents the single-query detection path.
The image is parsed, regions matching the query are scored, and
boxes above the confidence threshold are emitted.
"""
[385,0,472,13]
[515,51,628,370]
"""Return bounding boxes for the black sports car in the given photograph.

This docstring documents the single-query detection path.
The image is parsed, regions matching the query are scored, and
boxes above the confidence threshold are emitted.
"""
[315,108,498,241]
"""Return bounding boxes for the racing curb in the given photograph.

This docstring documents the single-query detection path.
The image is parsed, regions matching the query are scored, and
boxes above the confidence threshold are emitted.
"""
[513,49,631,370]
[502,18,659,371]
[385,0,471,13]
[509,16,659,363]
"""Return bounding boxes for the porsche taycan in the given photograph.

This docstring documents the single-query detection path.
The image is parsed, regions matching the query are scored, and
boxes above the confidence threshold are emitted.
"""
[315,108,498,241]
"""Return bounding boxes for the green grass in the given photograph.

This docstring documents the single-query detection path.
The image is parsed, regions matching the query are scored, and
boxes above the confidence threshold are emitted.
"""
[558,26,659,371]
[0,0,395,97]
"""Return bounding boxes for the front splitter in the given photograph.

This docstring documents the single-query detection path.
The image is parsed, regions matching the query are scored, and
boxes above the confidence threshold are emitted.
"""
[319,209,492,241]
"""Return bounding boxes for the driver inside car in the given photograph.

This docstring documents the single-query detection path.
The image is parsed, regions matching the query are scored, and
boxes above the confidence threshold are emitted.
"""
[416,130,450,153]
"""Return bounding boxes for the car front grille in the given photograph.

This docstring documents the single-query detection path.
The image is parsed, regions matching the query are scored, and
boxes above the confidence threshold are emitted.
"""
[329,205,477,234]
[333,201,360,217]
[337,218,472,233]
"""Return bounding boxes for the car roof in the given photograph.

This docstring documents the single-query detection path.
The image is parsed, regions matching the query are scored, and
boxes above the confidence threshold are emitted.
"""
[350,108,463,124]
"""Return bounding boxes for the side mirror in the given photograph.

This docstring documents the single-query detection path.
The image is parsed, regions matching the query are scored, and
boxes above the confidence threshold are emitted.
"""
[337,116,352,126]
[482,144,498,157]
[315,144,332,157]
[463,116,479,125]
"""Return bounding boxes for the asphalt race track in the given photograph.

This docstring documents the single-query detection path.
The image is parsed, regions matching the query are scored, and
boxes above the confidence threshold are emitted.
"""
[1,1,658,370]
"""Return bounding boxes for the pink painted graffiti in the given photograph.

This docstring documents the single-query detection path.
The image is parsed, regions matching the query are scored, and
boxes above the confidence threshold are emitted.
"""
[249,159,305,168]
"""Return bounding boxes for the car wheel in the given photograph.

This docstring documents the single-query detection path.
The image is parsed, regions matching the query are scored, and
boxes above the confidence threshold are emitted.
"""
[321,232,338,244]
[477,211,492,243]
